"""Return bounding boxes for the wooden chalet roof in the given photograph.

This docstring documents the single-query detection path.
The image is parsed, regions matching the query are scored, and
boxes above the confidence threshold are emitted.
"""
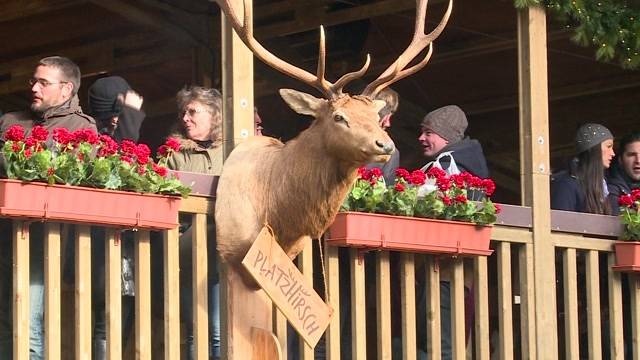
[1,0,638,204]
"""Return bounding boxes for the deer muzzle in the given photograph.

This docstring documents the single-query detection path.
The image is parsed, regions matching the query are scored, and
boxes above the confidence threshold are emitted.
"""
[375,140,395,155]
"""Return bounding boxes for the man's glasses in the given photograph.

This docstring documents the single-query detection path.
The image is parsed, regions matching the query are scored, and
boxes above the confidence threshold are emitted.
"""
[28,78,68,88]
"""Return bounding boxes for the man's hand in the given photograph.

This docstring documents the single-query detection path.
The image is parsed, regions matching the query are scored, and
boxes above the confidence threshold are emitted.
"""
[119,90,144,111]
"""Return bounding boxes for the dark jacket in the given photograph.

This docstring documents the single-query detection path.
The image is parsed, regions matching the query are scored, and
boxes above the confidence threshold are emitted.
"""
[550,171,586,212]
[98,106,145,143]
[366,149,400,185]
[606,161,640,215]
[0,96,96,138]
[166,133,223,175]
[429,137,490,178]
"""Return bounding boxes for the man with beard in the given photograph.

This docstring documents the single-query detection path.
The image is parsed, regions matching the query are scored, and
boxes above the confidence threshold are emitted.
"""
[607,131,640,215]
[0,56,96,359]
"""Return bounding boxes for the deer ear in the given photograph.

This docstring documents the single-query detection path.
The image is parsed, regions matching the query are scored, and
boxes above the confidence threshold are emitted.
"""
[279,89,326,116]
[372,99,386,114]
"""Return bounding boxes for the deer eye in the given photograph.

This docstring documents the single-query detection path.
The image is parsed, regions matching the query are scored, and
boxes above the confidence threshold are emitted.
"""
[334,114,350,127]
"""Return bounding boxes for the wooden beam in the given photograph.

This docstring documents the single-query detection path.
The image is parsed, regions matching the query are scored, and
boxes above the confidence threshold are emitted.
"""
[258,0,445,38]
[0,32,190,96]
[0,0,84,23]
[87,0,200,46]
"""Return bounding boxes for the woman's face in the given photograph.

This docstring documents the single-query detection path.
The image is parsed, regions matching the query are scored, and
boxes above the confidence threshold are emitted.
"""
[601,139,615,169]
[181,100,212,141]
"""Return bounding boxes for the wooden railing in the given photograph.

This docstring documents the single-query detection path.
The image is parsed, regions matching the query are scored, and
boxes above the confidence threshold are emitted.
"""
[4,183,637,359]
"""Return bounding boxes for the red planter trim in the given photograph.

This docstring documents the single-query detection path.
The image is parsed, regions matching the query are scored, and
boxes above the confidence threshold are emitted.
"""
[0,179,180,230]
[326,211,492,256]
[613,241,640,272]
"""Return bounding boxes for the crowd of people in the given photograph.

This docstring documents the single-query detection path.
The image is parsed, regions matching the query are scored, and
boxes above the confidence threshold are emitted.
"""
[0,55,636,359]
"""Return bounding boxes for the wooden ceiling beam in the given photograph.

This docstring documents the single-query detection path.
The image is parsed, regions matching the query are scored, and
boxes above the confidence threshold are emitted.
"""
[0,0,85,23]
[0,33,189,96]
[258,0,446,38]
[87,0,201,46]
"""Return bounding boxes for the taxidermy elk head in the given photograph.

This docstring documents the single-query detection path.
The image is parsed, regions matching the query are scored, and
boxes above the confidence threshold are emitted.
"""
[214,0,452,269]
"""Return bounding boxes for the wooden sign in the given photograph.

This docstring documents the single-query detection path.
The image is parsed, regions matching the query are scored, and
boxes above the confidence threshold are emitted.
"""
[242,226,333,348]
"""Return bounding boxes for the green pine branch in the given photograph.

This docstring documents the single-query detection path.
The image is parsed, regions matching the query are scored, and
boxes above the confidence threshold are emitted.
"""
[514,0,640,69]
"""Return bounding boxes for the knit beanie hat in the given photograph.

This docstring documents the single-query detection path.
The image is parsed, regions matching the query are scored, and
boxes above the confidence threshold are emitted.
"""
[421,105,468,143]
[575,123,613,154]
[87,76,130,121]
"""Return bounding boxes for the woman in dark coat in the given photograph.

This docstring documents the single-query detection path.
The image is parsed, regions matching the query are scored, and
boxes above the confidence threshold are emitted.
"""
[551,123,615,214]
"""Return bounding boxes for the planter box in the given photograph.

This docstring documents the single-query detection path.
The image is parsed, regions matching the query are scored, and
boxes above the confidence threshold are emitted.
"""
[612,241,640,272]
[326,211,493,256]
[0,179,180,230]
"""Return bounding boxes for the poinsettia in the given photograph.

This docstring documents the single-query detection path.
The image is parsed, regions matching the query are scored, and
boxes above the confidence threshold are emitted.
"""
[618,189,640,240]
[341,166,500,225]
[2,125,190,197]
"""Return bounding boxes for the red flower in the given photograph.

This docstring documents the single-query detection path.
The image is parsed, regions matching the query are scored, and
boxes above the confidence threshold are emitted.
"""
[24,137,36,148]
[370,167,383,179]
[30,126,48,141]
[121,140,137,156]
[442,195,452,206]
[137,166,146,175]
[53,128,74,147]
[482,179,496,196]
[72,128,99,145]
[136,144,151,165]
[358,167,372,181]
[437,177,451,192]
[24,149,32,158]
[619,194,635,207]
[394,183,405,192]
[495,204,502,214]
[153,163,168,177]
[4,125,24,142]
[426,167,446,179]
[409,170,426,185]
[97,135,118,157]
[11,143,20,152]
[632,189,640,201]
[395,168,410,181]
[120,155,133,164]
[165,137,181,152]
[47,167,55,176]
[455,194,468,203]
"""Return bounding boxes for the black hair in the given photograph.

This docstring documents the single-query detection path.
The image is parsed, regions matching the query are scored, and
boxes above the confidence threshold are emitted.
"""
[571,145,612,215]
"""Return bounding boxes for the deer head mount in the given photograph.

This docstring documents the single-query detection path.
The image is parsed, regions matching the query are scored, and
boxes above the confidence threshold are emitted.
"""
[214,0,453,272]
[214,0,453,100]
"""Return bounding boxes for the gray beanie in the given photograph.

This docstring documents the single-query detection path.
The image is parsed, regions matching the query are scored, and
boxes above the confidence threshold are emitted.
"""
[575,123,613,154]
[421,105,468,143]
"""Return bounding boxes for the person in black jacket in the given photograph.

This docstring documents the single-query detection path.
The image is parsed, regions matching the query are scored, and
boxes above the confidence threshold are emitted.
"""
[87,76,145,142]
[551,123,615,214]
[607,131,640,215]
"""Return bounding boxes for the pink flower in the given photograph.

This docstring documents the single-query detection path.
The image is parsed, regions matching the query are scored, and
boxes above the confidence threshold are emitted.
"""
[4,125,24,142]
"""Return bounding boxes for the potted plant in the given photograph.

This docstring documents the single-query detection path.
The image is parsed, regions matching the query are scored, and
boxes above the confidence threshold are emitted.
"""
[613,190,640,271]
[326,166,500,256]
[0,125,190,230]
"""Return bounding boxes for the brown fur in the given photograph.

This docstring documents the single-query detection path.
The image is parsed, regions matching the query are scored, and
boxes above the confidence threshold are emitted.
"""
[215,91,394,279]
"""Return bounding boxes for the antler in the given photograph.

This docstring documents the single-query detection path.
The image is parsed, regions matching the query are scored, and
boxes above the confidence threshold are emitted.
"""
[215,0,370,100]
[362,0,453,98]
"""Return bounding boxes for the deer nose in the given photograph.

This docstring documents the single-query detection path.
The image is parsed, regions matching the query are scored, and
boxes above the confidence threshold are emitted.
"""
[376,140,395,155]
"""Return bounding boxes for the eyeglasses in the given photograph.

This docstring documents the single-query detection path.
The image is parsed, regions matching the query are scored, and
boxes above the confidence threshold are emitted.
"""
[28,78,68,88]
[181,107,210,118]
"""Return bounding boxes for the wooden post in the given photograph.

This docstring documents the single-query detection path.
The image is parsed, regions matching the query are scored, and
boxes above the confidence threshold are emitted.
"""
[44,223,61,360]
[376,251,392,359]
[135,230,152,360]
[221,0,255,160]
[298,240,314,359]
[106,229,122,360]
[517,4,556,357]
[75,225,92,360]
[13,221,29,360]
[325,245,341,360]
[164,227,180,360]
[193,214,209,360]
